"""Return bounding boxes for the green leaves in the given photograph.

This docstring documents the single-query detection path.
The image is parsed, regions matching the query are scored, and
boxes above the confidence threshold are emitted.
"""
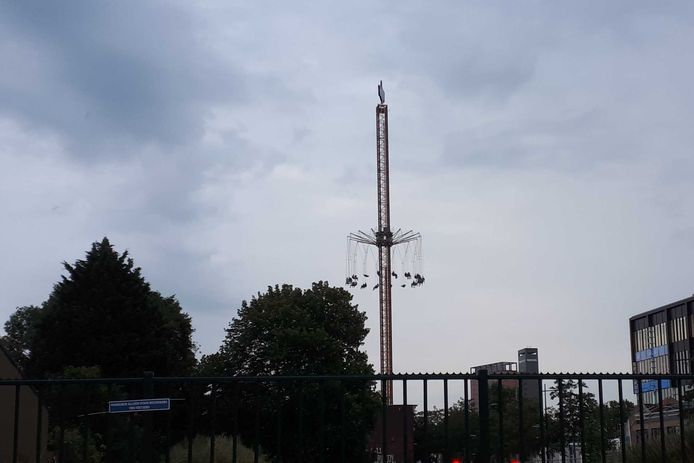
[6,237,195,378]
[208,281,378,461]
[1,304,42,369]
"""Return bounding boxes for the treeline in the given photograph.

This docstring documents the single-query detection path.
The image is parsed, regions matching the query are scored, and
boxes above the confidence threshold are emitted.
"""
[1,237,378,462]
[0,237,640,463]
[416,381,635,462]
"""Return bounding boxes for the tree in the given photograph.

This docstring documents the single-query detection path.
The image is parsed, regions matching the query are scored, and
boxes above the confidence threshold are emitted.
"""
[546,380,595,460]
[1,305,42,369]
[205,282,379,462]
[0,238,197,462]
[413,383,543,462]
[546,380,633,462]
[12,237,196,378]
[603,399,635,445]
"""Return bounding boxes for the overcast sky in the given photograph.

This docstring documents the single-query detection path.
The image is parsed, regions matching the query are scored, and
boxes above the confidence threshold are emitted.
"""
[2,1,694,376]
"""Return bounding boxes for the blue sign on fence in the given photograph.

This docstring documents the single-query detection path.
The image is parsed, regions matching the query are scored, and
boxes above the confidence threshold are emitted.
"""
[108,398,171,414]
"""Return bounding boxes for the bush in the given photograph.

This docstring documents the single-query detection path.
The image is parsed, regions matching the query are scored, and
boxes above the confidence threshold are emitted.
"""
[168,435,269,463]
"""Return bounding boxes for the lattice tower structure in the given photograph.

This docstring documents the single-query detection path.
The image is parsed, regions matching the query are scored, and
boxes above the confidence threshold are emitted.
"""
[375,101,394,403]
[345,83,424,405]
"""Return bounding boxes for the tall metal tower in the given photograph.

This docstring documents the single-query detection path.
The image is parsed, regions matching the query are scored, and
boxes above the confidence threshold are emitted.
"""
[346,82,424,404]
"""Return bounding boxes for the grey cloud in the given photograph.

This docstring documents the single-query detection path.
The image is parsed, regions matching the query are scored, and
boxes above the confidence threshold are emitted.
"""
[4,0,694,371]
[380,3,545,102]
[0,1,245,158]
[0,1,292,233]
[441,109,616,171]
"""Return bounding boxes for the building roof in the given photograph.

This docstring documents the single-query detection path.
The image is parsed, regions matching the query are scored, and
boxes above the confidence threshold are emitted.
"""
[0,340,27,380]
[629,294,694,322]
[470,361,517,374]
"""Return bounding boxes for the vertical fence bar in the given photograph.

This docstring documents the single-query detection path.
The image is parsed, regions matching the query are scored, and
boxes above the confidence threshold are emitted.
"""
[679,379,686,463]
[85,384,93,463]
[518,378,525,463]
[339,382,346,463]
[127,414,136,462]
[579,380,586,463]
[275,392,282,463]
[232,383,239,463]
[58,385,65,463]
[297,382,304,462]
[143,372,154,463]
[210,383,217,463]
[319,382,325,463]
[618,380,626,463]
[188,385,195,463]
[253,402,260,463]
[638,379,645,463]
[558,379,566,463]
[478,370,490,463]
[12,385,20,463]
[166,401,172,463]
[444,378,449,462]
[423,379,428,462]
[106,383,114,463]
[599,379,606,463]
[381,378,388,463]
[35,386,42,463]
[538,378,546,463]
[658,379,666,462]
[497,378,503,463]
[403,379,408,463]
[82,414,89,463]
[464,378,469,463]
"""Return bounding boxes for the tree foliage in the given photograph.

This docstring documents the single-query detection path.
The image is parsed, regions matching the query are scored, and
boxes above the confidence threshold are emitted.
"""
[3,237,196,378]
[412,380,633,462]
[0,238,197,461]
[546,380,634,462]
[413,383,542,461]
[202,282,379,462]
[1,304,42,369]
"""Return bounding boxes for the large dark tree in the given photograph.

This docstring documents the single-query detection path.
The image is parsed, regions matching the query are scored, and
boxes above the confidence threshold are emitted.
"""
[16,237,196,378]
[1,305,42,370]
[202,282,379,462]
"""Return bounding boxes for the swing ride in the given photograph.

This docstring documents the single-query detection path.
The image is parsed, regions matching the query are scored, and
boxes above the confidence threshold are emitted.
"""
[344,82,425,404]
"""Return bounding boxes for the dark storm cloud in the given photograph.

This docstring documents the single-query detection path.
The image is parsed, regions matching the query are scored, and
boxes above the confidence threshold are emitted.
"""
[0,1,244,158]
[0,1,293,231]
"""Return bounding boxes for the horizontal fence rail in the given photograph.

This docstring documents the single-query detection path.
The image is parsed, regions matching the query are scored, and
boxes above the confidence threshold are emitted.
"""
[2,372,694,463]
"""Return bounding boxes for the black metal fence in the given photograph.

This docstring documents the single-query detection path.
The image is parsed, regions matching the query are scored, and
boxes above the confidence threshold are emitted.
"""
[2,372,694,463]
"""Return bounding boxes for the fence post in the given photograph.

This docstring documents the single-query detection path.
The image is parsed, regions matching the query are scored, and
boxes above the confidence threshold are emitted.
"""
[143,371,154,463]
[478,369,490,463]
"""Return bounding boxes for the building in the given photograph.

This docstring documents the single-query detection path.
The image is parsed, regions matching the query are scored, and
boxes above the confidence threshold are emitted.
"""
[469,349,542,411]
[629,295,694,404]
[518,347,541,405]
[367,405,415,463]
[469,361,519,411]
[629,398,681,445]
[518,347,539,374]
[0,343,48,463]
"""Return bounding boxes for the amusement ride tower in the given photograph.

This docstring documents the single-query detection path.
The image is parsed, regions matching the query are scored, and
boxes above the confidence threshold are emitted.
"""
[346,82,424,404]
